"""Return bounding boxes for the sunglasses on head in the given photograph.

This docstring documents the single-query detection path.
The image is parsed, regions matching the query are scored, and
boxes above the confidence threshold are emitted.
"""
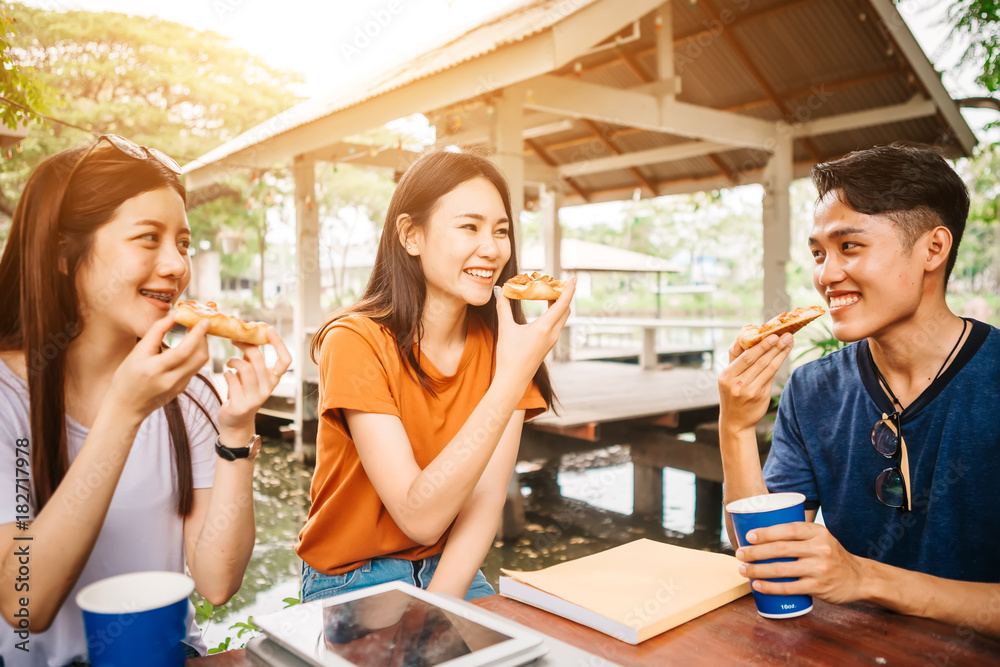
[871,411,909,510]
[96,134,182,174]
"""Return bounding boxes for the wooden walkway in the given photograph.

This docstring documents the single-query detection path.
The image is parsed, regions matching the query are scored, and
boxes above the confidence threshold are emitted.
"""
[529,361,721,437]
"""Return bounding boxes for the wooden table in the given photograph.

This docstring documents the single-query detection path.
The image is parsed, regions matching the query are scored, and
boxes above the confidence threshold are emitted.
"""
[187,594,1000,666]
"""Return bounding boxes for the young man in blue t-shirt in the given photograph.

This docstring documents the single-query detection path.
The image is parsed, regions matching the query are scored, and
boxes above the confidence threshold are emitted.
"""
[719,144,1000,635]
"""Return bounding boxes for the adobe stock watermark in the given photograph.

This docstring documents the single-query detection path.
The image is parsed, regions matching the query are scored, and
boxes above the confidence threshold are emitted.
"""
[340,0,408,64]
[394,405,509,523]
[211,0,253,22]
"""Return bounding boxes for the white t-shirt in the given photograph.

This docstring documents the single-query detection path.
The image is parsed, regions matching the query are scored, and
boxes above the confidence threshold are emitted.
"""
[0,359,219,667]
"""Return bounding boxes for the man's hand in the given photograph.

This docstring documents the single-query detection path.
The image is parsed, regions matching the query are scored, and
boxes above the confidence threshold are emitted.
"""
[718,332,793,433]
[735,521,868,605]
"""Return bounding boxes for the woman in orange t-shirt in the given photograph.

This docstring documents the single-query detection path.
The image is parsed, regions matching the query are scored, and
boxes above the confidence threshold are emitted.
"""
[298,150,575,601]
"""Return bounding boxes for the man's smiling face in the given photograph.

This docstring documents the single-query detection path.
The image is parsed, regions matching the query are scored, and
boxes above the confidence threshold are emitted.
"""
[809,190,928,343]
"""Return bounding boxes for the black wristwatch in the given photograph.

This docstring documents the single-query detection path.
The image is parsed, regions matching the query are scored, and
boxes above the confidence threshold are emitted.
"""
[215,434,261,461]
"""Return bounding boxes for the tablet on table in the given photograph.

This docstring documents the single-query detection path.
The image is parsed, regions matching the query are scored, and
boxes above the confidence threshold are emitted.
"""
[253,581,547,667]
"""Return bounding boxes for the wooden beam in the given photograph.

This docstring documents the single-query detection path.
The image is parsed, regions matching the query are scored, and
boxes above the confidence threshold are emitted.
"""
[706,154,736,185]
[557,140,731,178]
[300,142,420,170]
[866,0,976,155]
[539,127,644,153]
[619,49,650,85]
[529,421,601,442]
[723,67,908,114]
[524,137,591,202]
[557,160,815,206]
[562,0,818,81]
[789,96,937,139]
[660,97,775,149]
[525,75,775,149]
[578,118,658,196]
[699,0,823,163]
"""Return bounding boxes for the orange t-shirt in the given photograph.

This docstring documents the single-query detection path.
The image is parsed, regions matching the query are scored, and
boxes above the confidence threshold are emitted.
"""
[296,313,546,575]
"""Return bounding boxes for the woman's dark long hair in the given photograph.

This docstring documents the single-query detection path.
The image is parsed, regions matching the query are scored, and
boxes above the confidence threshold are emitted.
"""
[310,149,555,408]
[0,142,218,515]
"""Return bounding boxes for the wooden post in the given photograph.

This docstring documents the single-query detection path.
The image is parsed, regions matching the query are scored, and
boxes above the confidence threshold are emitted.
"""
[762,135,793,383]
[633,464,664,522]
[694,478,723,540]
[641,327,657,370]
[293,155,321,462]
[656,1,675,97]
[491,87,525,243]
[540,182,571,363]
[761,135,793,320]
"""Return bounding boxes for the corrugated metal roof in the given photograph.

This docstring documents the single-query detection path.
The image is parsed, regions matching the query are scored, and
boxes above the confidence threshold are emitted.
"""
[187,0,976,204]
[187,0,602,169]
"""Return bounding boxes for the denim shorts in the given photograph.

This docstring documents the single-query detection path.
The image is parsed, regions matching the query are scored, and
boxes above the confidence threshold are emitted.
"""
[301,553,495,604]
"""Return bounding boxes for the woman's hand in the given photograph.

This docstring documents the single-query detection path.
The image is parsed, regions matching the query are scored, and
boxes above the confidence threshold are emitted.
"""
[217,326,293,432]
[108,313,212,423]
[718,332,792,433]
[493,277,575,385]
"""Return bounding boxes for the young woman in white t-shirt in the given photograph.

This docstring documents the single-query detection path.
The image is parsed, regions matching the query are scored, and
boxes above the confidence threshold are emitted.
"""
[0,137,291,666]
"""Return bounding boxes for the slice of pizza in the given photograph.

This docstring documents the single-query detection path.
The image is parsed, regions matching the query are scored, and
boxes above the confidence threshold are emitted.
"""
[737,306,825,350]
[174,301,270,345]
[501,272,566,301]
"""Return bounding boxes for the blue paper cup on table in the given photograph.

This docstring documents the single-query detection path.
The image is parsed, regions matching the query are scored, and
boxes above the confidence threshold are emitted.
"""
[76,571,194,667]
[726,492,813,619]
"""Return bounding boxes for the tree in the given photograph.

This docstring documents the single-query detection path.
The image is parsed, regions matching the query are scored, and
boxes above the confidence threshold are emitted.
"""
[953,143,1000,293]
[0,2,51,131]
[947,0,1000,93]
[0,4,303,226]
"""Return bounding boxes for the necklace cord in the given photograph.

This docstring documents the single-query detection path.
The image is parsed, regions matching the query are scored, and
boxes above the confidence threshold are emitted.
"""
[868,318,968,414]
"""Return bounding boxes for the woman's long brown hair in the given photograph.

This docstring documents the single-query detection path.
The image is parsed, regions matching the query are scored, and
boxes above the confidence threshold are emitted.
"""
[310,149,555,408]
[0,142,218,515]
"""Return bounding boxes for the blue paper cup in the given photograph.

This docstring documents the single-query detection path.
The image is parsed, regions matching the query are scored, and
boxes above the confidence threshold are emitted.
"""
[726,492,813,619]
[76,571,194,667]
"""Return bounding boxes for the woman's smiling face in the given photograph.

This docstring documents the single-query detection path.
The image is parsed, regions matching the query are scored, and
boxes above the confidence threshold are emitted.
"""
[74,186,192,342]
[411,176,511,309]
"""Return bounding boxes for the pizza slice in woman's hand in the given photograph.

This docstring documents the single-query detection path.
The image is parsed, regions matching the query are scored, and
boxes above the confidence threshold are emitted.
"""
[501,272,566,301]
[173,301,270,346]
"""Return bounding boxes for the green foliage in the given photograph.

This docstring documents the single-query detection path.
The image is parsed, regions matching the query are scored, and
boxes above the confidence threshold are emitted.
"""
[193,599,216,625]
[207,636,232,655]
[952,143,1000,294]
[0,2,52,129]
[795,321,845,361]
[947,0,1000,93]
[0,4,302,222]
[283,596,301,607]
[229,617,259,639]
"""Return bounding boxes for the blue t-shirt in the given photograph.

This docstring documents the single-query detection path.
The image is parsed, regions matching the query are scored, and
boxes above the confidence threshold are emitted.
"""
[763,319,999,583]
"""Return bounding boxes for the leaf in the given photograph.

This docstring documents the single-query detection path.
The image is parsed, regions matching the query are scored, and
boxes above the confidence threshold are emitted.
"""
[193,600,215,624]
[282,596,301,608]
[207,637,231,654]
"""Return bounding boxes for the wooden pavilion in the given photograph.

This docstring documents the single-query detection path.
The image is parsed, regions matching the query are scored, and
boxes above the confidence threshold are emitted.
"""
[184,0,976,456]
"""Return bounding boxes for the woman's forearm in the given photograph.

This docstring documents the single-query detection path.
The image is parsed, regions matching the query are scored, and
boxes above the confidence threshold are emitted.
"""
[1,410,142,631]
[388,373,528,544]
[427,491,503,599]
[187,426,257,606]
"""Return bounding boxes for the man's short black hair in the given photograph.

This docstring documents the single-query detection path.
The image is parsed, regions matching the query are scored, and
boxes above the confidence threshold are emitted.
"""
[811,143,970,285]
